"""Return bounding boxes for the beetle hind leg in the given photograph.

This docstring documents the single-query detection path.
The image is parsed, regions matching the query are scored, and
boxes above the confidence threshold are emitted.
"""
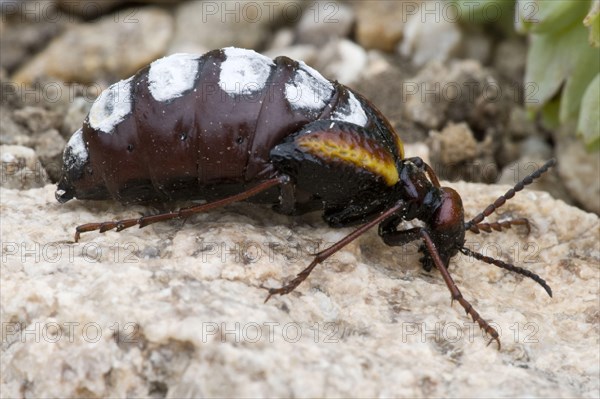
[72,177,285,242]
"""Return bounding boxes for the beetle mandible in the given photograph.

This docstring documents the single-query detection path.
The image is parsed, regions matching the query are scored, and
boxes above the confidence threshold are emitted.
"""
[57,47,555,348]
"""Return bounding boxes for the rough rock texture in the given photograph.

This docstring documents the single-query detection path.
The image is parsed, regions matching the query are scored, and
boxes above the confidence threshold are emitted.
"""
[556,137,600,214]
[354,1,413,52]
[168,0,303,54]
[12,7,173,85]
[0,145,49,189]
[1,182,598,398]
[399,8,461,67]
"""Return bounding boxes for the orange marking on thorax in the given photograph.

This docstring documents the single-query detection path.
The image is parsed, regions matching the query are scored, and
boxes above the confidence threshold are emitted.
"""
[297,131,399,186]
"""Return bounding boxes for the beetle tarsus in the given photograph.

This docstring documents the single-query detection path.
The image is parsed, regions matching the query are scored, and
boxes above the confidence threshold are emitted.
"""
[264,258,320,302]
[469,218,531,235]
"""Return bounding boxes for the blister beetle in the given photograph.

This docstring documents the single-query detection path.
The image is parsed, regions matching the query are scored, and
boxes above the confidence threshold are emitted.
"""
[57,47,555,348]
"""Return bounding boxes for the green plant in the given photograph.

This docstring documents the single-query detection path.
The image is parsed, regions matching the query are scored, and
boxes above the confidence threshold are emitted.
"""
[453,0,599,150]
[518,0,599,150]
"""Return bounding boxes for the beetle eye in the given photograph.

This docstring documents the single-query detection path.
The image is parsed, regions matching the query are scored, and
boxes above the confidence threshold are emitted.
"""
[236,137,244,144]
[180,132,187,141]
[127,144,134,152]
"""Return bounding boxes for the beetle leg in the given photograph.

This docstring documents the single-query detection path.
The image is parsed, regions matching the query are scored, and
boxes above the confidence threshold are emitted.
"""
[264,200,406,302]
[420,229,501,349]
[379,227,421,247]
[73,176,285,242]
[468,218,531,235]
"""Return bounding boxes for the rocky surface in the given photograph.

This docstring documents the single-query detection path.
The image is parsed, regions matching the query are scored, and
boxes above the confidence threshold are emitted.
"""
[1,1,599,397]
[1,183,598,397]
[13,7,173,85]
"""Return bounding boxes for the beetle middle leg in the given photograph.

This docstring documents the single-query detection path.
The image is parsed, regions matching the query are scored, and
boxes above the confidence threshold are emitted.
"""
[264,200,407,302]
[73,176,286,242]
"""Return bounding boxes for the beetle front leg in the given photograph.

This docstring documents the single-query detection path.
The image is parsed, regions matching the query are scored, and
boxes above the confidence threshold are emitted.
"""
[420,228,501,349]
[467,218,530,235]
[379,224,501,348]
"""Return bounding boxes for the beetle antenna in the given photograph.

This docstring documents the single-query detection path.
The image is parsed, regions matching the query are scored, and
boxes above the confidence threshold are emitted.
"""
[459,246,552,297]
[464,159,556,232]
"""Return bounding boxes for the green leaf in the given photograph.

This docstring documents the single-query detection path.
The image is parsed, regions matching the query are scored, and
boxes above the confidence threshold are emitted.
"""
[454,0,515,25]
[584,0,600,47]
[517,0,589,34]
[577,73,600,150]
[525,21,589,110]
[559,44,600,122]
[540,96,561,130]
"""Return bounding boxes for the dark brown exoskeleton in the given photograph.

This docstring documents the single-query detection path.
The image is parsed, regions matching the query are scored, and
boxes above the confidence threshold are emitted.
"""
[57,48,554,348]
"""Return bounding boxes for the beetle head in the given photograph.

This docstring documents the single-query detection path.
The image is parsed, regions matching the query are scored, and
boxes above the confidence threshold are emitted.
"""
[428,186,466,259]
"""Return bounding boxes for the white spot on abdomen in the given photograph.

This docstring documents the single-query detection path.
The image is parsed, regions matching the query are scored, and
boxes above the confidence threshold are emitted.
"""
[64,128,88,170]
[285,61,334,111]
[332,91,368,126]
[219,47,274,96]
[148,53,200,102]
[89,77,133,133]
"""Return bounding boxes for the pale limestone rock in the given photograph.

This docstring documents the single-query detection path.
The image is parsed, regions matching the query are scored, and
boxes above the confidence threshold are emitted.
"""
[1,183,598,397]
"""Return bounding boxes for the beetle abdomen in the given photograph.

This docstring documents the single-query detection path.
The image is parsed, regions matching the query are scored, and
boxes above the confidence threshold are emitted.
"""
[57,47,403,204]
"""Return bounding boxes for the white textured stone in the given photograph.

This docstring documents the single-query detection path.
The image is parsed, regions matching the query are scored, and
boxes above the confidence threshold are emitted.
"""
[399,11,461,67]
[1,183,598,397]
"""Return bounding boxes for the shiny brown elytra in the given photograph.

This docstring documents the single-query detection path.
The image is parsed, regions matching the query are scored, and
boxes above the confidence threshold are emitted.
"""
[57,47,554,349]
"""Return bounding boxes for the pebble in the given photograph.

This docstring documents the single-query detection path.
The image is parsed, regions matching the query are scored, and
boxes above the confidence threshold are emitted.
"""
[399,9,461,66]
[13,7,173,85]
[557,136,600,214]
[314,39,367,85]
[429,122,478,165]
[0,145,49,189]
[168,0,303,54]
[354,1,410,51]
[0,2,70,73]
[0,107,32,146]
[402,60,504,131]
[61,97,93,139]
[295,1,354,46]
[13,106,58,133]
[34,129,66,182]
